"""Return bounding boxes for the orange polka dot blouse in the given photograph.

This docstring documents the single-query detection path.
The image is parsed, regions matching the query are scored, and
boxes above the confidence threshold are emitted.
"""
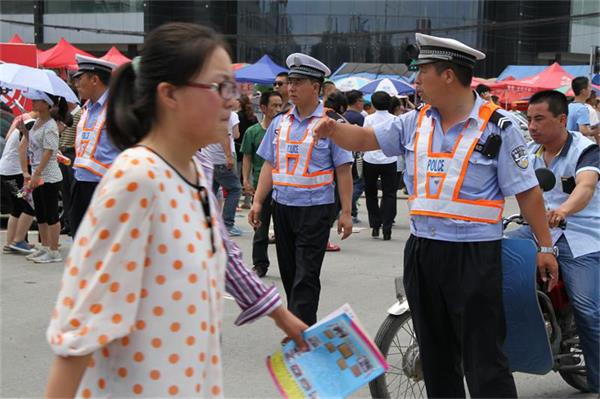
[47,147,229,397]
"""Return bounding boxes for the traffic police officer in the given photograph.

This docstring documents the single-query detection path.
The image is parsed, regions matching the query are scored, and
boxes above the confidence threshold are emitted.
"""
[315,33,559,397]
[510,90,599,393]
[249,53,354,325]
[71,55,119,237]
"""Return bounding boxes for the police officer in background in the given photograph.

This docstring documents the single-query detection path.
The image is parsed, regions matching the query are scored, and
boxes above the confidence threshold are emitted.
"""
[315,33,558,397]
[70,55,119,237]
[249,53,354,325]
[510,90,599,393]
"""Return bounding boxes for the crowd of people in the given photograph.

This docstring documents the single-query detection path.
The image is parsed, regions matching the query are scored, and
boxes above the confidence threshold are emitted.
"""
[0,21,598,398]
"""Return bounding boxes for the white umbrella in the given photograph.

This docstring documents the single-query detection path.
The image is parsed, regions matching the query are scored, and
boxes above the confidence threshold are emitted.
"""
[0,63,79,104]
[332,76,372,92]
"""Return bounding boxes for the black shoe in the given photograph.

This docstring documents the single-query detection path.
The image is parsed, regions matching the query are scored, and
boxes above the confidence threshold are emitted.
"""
[371,228,380,238]
[252,264,268,278]
[383,229,392,241]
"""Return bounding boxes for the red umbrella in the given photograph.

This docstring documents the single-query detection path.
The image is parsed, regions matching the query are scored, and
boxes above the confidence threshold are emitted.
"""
[38,38,94,70]
[100,46,131,66]
[8,34,24,44]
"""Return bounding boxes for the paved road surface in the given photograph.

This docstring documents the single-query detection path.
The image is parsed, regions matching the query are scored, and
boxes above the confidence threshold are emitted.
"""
[0,197,594,398]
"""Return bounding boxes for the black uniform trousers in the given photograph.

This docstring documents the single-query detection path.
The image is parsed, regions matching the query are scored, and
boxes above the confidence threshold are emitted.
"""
[273,201,333,325]
[69,180,98,238]
[363,161,398,231]
[252,191,272,268]
[403,234,517,398]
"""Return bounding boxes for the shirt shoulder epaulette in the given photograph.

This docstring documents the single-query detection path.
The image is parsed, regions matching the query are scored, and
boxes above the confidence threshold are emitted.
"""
[488,109,513,131]
[416,103,426,111]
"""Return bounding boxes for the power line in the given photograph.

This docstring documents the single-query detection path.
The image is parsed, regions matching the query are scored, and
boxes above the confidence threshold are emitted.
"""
[1,12,598,39]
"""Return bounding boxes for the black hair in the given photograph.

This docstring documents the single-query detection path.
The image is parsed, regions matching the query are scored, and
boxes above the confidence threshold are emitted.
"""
[276,72,289,80]
[324,91,348,114]
[388,96,401,114]
[90,70,111,86]
[433,61,473,88]
[529,90,568,117]
[571,76,589,96]
[323,81,335,86]
[475,83,491,95]
[46,94,73,127]
[371,91,391,111]
[259,90,282,107]
[491,95,500,104]
[107,22,226,150]
[345,90,363,106]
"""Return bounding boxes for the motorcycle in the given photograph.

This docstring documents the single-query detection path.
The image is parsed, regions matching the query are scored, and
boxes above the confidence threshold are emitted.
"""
[368,169,589,398]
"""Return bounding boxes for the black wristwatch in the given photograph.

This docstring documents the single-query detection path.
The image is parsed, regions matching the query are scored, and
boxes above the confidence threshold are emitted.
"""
[538,246,559,257]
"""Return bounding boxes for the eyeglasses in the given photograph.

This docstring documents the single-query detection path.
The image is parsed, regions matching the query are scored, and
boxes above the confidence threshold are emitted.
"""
[185,80,239,101]
[273,81,288,87]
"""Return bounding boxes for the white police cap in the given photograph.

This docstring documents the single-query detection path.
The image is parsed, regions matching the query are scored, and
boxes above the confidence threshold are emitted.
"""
[414,33,485,69]
[286,53,331,80]
[73,54,116,78]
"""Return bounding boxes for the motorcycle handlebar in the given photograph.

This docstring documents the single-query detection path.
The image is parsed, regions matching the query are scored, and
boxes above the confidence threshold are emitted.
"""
[502,214,567,231]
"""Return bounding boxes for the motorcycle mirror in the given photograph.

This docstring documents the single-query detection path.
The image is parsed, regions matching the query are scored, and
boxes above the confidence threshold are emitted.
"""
[535,168,556,192]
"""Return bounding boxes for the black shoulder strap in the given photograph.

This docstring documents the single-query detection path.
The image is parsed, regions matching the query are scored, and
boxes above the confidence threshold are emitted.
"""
[488,109,512,130]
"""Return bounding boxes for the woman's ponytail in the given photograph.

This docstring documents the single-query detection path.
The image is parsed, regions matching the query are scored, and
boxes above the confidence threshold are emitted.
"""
[106,62,151,150]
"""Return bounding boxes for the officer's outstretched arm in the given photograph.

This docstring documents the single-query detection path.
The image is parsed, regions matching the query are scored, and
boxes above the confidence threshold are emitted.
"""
[314,119,380,152]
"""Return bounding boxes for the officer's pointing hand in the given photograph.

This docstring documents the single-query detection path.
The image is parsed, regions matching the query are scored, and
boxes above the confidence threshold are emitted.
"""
[313,118,337,141]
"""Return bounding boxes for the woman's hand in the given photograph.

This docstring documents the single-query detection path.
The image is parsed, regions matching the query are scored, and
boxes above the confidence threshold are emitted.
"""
[269,306,309,351]
[29,172,42,189]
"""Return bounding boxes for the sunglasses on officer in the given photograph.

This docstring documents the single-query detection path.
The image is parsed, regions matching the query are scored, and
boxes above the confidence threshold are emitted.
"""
[274,80,288,87]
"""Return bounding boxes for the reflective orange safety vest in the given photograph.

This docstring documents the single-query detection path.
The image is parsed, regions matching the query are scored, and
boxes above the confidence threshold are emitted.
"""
[271,110,334,188]
[74,102,110,177]
[408,102,505,223]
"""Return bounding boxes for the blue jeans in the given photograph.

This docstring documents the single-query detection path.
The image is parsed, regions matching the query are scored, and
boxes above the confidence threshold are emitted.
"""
[555,237,599,392]
[508,230,599,392]
[212,164,241,228]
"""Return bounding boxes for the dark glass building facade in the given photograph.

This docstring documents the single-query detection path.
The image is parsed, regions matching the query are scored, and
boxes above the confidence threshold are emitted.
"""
[2,0,594,77]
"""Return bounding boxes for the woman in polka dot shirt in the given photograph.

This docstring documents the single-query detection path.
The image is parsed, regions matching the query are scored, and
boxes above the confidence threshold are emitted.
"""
[45,23,308,398]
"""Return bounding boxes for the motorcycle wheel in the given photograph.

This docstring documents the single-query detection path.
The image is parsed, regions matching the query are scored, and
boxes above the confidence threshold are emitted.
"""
[369,312,427,399]
[559,370,589,393]
[558,339,589,392]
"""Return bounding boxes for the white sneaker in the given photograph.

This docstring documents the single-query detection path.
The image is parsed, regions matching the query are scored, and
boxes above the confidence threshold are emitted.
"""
[26,247,48,261]
[33,250,63,264]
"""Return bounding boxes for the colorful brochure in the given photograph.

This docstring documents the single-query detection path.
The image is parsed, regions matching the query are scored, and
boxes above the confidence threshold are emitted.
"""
[267,304,388,399]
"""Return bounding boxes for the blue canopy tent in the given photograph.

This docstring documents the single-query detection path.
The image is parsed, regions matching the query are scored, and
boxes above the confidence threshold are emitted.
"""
[234,55,288,85]
[497,65,590,81]
[330,62,415,83]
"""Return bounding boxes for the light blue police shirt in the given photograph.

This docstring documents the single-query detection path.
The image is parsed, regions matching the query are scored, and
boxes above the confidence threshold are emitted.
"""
[374,94,539,242]
[74,90,121,182]
[257,102,354,206]
[566,102,590,132]
[511,131,600,258]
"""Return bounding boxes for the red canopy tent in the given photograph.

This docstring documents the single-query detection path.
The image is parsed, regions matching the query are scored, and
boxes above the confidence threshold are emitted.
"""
[8,34,24,44]
[100,46,130,66]
[502,63,574,102]
[38,38,94,70]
